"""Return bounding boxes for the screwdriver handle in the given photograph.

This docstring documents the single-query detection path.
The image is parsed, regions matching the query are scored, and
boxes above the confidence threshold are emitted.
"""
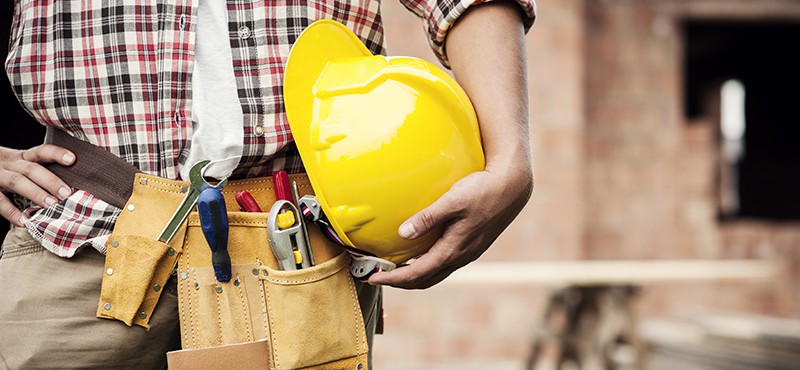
[198,187,232,282]
[235,190,262,212]
[274,170,292,202]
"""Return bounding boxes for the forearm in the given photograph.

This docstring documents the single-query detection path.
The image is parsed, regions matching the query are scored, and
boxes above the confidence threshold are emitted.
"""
[367,2,533,288]
[446,1,533,187]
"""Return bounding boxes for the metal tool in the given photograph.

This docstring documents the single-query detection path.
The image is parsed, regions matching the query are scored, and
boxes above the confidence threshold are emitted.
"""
[158,160,228,243]
[198,187,232,282]
[292,181,315,266]
[298,195,346,247]
[267,200,312,270]
[235,190,262,212]
[298,194,397,280]
[350,255,396,280]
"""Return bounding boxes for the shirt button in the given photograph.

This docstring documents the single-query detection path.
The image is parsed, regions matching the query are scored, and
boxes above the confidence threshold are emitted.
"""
[254,125,265,137]
[238,26,251,39]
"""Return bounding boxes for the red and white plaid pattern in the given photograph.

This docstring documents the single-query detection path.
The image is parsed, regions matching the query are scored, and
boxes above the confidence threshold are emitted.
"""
[5,0,535,257]
[401,0,536,67]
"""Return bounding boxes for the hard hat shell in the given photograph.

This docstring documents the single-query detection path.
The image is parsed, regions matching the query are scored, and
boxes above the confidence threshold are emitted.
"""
[284,20,485,265]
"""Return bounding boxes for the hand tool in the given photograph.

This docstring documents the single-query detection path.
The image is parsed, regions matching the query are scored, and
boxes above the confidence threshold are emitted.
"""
[158,160,228,243]
[350,255,396,280]
[198,187,232,282]
[273,170,292,201]
[292,181,315,266]
[235,190,262,212]
[269,170,313,268]
[298,195,347,247]
[267,200,312,270]
[299,194,399,280]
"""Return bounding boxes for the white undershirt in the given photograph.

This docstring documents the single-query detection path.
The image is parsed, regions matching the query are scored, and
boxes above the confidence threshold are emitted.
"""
[180,0,244,181]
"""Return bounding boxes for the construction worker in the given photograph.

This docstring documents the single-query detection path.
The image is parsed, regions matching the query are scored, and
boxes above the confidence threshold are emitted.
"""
[0,0,536,368]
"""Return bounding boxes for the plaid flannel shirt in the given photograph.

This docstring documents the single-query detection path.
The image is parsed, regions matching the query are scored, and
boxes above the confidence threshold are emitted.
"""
[5,0,535,258]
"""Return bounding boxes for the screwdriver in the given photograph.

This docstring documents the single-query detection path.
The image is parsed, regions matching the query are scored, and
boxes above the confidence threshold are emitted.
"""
[235,190,262,212]
[273,170,292,202]
[198,187,232,282]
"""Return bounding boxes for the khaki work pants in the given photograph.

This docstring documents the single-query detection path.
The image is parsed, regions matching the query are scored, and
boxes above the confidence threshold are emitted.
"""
[0,226,380,369]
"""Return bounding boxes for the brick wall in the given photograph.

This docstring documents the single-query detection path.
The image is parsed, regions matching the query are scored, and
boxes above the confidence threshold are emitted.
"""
[375,0,587,368]
[584,0,686,260]
[582,0,800,316]
[375,0,800,368]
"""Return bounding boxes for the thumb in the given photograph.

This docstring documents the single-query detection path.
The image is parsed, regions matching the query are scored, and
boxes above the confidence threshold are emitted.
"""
[398,193,457,240]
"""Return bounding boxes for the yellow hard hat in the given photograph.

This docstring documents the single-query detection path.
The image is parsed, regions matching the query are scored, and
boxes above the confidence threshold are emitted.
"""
[284,20,484,271]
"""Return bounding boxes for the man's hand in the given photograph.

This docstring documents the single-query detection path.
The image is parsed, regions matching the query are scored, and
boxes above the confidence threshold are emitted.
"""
[368,164,532,289]
[368,1,533,289]
[0,145,75,226]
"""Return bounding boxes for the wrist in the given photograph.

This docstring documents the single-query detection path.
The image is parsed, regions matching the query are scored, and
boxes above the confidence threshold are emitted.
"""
[484,149,534,202]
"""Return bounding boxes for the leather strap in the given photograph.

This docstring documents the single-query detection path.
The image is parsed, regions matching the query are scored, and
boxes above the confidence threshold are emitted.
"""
[44,127,141,209]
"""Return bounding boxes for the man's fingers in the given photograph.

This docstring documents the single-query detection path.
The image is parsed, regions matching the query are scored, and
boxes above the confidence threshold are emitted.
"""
[8,145,74,201]
[368,229,469,289]
[0,193,24,227]
[368,248,449,289]
[367,252,462,289]
[8,160,73,200]
[0,169,59,208]
[23,144,76,166]
[0,145,75,225]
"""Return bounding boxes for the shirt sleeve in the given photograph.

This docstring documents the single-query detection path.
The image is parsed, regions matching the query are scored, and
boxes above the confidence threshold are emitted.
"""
[398,0,537,68]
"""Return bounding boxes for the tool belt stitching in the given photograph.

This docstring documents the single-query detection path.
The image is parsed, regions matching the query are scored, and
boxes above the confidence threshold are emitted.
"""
[138,178,188,191]
[142,184,189,195]
[259,266,345,285]
[219,179,275,186]
[187,220,267,227]
[220,187,275,194]
[348,271,365,356]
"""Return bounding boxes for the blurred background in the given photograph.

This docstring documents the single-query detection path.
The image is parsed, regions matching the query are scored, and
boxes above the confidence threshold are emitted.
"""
[375,0,800,369]
[3,0,799,369]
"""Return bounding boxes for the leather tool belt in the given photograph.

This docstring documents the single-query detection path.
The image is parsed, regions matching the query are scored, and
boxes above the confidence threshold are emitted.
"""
[45,128,370,369]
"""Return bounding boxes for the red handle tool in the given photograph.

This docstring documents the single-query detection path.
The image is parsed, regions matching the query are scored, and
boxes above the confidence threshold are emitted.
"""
[274,170,292,202]
[235,191,262,212]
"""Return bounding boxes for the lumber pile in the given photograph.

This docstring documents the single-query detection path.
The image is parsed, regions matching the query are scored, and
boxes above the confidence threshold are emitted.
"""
[641,312,800,370]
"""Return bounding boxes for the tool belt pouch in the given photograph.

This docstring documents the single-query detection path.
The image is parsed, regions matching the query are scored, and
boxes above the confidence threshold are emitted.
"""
[96,174,187,328]
[97,174,369,369]
[178,211,369,370]
[261,252,368,369]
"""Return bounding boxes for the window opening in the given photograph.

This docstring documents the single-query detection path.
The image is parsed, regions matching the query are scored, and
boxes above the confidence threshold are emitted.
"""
[684,21,800,220]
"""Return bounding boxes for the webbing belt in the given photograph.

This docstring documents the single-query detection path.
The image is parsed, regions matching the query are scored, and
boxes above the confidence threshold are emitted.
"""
[44,127,140,209]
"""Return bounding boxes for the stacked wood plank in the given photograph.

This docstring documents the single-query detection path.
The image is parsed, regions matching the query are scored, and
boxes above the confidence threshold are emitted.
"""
[641,313,800,370]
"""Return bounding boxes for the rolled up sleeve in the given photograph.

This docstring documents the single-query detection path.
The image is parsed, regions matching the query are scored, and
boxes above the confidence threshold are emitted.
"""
[399,0,537,68]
